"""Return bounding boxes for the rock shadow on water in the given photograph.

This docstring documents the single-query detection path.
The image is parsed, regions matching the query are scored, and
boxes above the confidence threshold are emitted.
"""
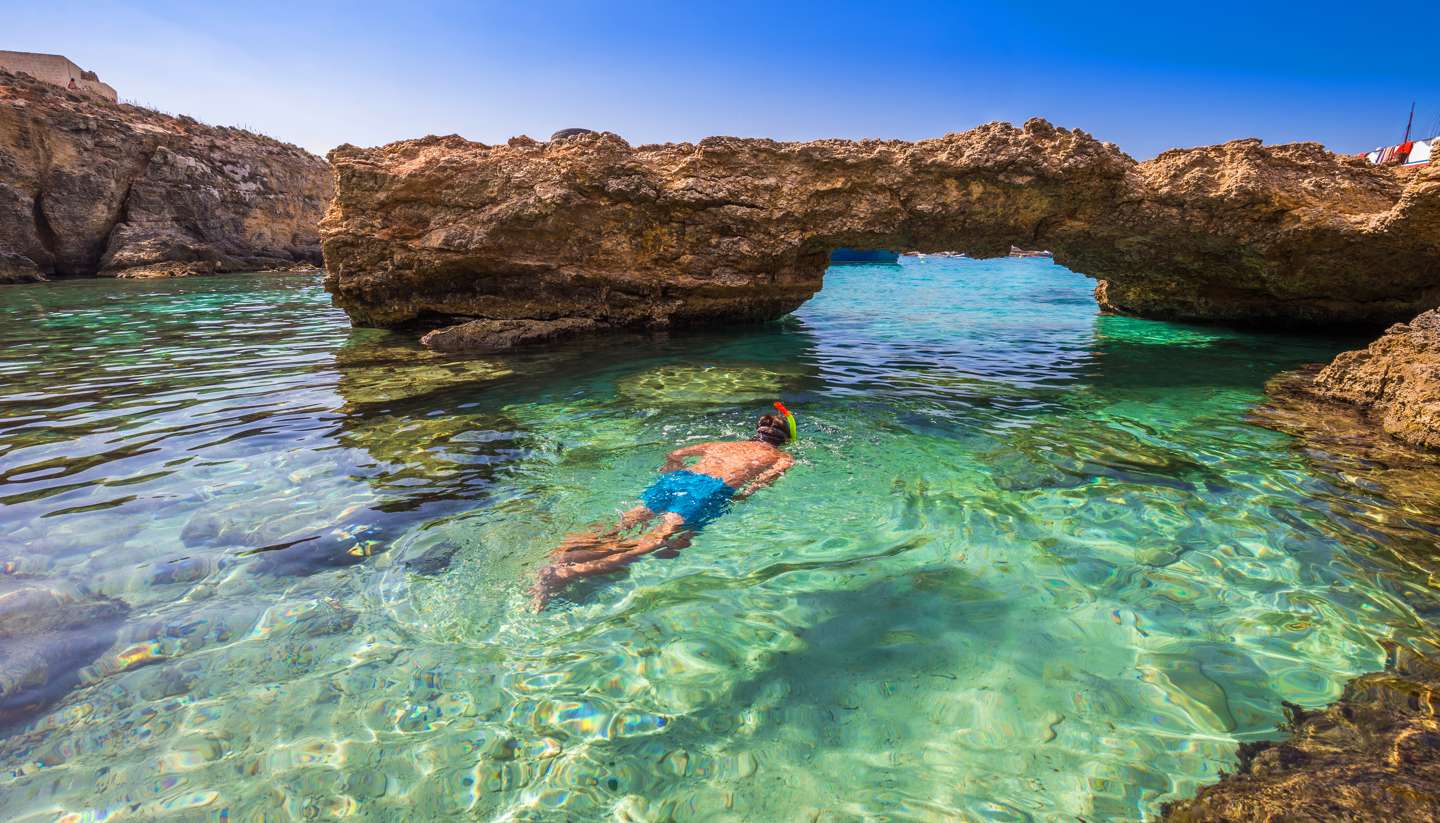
[724,565,1010,740]
[1083,316,1356,393]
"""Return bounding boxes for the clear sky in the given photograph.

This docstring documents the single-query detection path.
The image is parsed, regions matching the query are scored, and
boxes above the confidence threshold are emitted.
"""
[4,0,1434,160]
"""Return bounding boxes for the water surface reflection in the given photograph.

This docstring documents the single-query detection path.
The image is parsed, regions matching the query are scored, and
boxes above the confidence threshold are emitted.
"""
[1,262,1437,821]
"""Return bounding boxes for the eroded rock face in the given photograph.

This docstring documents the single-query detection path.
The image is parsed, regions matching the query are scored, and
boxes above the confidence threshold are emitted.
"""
[1302,308,1440,450]
[1160,645,1440,822]
[321,121,1440,349]
[0,69,331,280]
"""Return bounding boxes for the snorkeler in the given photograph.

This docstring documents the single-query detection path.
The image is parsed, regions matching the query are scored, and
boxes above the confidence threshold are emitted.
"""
[531,405,797,608]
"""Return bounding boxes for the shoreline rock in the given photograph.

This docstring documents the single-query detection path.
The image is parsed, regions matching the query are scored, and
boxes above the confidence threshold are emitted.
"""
[100,259,325,279]
[0,68,331,282]
[321,123,1440,351]
[1305,308,1440,451]
[0,250,45,283]
[1252,364,1440,555]
[1160,644,1440,822]
[105,260,221,279]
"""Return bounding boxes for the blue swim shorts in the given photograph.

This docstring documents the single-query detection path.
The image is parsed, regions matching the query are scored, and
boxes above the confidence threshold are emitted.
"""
[641,470,735,528]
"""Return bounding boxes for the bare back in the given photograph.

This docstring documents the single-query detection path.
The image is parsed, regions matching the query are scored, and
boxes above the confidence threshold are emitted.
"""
[666,440,792,490]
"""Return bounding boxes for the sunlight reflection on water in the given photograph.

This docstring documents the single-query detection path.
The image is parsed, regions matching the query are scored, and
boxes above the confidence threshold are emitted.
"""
[0,261,1435,821]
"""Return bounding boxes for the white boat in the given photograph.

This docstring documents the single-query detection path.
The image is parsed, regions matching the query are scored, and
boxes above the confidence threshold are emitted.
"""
[1366,139,1432,167]
[1365,104,1436,167]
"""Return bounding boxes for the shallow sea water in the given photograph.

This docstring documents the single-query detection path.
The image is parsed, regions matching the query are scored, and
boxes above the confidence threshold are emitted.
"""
[2,258,1439,821]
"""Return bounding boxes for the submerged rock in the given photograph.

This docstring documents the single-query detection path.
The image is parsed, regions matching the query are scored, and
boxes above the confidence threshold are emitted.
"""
[0,68,330,280]
[180,498,388,575]
[1251,369,1440,553]
[321,122,1440,350]
[1161,645,1440,822]
[1252,309,1440,520]
[420,317,604,352]
[0,579,128,729]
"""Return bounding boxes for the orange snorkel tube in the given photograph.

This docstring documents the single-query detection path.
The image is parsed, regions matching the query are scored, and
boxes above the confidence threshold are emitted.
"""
[773,401,797,442]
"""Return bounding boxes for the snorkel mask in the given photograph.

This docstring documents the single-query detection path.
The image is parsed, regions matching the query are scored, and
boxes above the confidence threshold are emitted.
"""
[773,401,797,442]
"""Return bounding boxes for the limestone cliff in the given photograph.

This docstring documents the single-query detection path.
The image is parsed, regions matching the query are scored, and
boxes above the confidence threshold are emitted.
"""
[0,69,330,280]
[321,121,1440,348]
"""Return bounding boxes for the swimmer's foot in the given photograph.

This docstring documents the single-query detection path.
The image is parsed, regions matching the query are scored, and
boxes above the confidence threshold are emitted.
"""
[531,566,562,611]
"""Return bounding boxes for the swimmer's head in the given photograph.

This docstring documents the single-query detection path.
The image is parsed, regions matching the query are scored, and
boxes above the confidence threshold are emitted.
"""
[755,414,790,447]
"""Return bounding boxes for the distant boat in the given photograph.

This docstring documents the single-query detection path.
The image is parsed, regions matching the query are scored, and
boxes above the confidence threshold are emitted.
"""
[829,248,900,265]
[1364,103,1436,167]
[1367,139,1434,167]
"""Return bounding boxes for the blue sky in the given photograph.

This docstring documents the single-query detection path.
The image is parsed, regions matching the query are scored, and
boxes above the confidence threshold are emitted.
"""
[4,0,1433,159]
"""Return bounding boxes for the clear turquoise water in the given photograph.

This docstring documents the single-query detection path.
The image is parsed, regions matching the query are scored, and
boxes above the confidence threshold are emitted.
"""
[1,259,1438,821]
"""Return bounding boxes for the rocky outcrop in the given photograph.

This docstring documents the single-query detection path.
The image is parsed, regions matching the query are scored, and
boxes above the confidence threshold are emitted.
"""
[1300,308,1440,450]
[1255,367,1440,516]
[1251,307,1440,462]
[320,121,1440,349]
[1160,645,1440,822]
[0,249,44,283]
[0,68,330,280]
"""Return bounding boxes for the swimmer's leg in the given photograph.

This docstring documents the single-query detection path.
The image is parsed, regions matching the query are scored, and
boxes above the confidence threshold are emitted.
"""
[532,513,687,609]
[553,506,657,556]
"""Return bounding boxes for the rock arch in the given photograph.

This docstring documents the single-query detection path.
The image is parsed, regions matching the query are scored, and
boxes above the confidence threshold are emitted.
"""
[321,120,1440,350]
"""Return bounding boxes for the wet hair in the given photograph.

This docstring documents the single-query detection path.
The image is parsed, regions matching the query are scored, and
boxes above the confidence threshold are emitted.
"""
[754,414,790,447]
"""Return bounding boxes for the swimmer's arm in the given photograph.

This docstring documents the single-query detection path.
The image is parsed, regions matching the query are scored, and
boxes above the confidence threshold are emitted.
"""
[660,444,708,472]
[733,454,794,500]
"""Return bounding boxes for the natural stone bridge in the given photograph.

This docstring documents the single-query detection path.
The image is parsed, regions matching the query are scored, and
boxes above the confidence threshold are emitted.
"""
[321,119,1440,351]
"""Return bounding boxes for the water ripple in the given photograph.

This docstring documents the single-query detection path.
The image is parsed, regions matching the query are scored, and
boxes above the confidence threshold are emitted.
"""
[0,263,1437,821]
